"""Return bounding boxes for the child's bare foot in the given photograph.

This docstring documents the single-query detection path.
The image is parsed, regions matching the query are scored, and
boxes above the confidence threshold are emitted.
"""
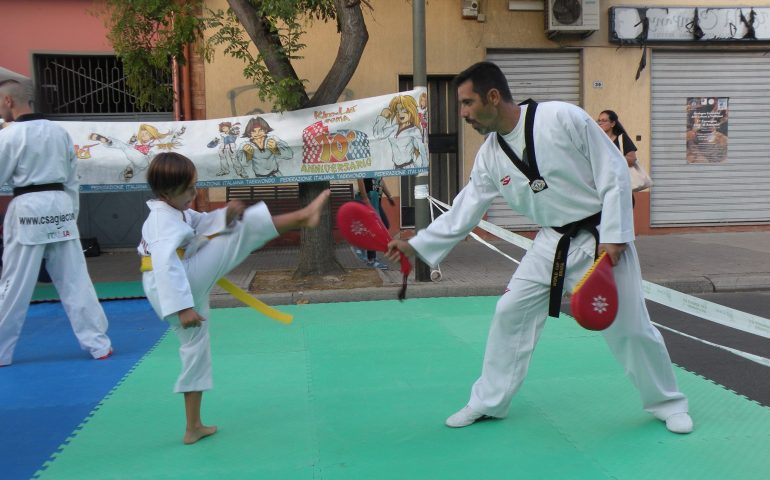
[302,189,331,228]
[183,425,218,445]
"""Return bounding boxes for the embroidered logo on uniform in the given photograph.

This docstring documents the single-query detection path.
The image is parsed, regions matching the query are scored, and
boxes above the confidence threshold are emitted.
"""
[501,175,511,186]
[592,295,609,314]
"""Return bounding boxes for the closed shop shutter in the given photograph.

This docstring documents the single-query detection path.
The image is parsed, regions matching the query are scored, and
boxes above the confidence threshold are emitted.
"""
[485,50,582,229]
[651,50,770,226]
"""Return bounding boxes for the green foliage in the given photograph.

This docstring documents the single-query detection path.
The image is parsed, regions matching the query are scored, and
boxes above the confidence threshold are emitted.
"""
[102,0,204,110]
[101,0,338,112]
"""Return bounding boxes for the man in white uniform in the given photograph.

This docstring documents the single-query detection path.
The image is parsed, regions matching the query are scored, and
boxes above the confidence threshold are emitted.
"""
[386,62,692,434]
[0,79,112,366]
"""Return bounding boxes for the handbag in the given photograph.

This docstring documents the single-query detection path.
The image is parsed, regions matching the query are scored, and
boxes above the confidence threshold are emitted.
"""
[620,134,653,192]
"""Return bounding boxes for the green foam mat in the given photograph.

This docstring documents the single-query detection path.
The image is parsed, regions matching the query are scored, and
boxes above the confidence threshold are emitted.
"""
[34,297,770,479]
[32,281,145,302]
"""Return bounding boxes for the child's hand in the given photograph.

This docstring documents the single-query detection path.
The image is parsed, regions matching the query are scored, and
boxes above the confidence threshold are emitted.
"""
[179,308,206,329]
[387,196,396,206]
[226,200,246,225]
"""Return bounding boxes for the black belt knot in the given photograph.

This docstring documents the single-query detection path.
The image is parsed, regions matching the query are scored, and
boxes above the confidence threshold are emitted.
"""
[548,211,602,318]
[13,183,65,197]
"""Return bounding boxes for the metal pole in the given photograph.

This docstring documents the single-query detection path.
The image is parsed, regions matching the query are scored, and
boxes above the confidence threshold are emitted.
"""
[412,0,431,282]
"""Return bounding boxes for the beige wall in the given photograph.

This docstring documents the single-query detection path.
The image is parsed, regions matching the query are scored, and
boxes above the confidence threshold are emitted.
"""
[203,0,770,201]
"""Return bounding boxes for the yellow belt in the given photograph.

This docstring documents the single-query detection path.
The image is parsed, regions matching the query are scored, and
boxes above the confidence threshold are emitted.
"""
[140,252,293,324]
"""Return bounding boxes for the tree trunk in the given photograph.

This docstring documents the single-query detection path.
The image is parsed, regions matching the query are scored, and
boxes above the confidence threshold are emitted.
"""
[292,0,368,277]
[294,181,345,278]
[305,0,369,107]
[229,0,368,277]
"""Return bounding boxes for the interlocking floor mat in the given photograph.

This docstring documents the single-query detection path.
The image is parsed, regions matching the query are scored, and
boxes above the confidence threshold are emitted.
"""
[7,297,770,479]
[32,281,145,302]
[0,299,167,480]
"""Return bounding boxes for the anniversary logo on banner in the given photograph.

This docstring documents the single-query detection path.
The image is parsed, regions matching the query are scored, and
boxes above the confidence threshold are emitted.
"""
[45,88,428,192]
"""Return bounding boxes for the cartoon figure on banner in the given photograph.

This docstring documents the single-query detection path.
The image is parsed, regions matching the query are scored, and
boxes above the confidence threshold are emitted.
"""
[207,121,246,177]
[418,91,429,145]
[373,94,428,169]
[89,123,186,181]
[237,116,293,177]
[74,143,99,159]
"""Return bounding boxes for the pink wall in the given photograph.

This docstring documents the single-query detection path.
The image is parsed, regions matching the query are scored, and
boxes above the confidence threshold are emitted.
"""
[0,0,112,76]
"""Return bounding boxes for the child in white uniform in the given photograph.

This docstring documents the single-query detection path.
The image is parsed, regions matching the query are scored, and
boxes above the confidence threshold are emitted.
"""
[138,152,329,445]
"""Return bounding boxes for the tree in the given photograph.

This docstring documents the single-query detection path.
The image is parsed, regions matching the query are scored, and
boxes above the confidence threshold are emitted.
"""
[100,0,370,277]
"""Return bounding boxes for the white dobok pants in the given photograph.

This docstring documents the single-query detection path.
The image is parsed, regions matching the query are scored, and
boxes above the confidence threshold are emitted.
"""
[468,227,688,421]
[143,203,277,393]
[0,237,111,365]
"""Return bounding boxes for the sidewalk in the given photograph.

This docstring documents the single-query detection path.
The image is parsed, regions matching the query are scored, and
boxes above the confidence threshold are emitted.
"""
[84,231,770,308]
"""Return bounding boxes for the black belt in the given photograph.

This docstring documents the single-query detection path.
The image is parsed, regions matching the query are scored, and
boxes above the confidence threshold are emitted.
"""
[254,170,279,178]
[548,211,602,318]
[13,183,65,197]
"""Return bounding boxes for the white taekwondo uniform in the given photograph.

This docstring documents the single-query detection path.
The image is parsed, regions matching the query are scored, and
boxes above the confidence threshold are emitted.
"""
[409,101,688,421]
[373,115,428,169]
[139,200,277,392]
[0,116,111,365]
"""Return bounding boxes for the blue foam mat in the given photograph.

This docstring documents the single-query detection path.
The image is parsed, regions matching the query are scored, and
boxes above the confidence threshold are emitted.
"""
[0,299,167,480]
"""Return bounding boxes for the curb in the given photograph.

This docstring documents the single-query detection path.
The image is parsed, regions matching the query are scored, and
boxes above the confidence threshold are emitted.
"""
[209,274,770,309]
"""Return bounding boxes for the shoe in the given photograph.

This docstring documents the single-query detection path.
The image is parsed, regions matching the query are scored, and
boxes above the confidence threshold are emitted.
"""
[445,405,492,428]
[370,259,389,270]
[88,133,112,145]
[665,412,693,434]
[96,349,113,360]
[351,246,367,262]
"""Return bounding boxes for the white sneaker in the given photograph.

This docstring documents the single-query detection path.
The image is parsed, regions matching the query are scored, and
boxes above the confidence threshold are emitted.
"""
[665,412,693,434]
[445,405,491,428]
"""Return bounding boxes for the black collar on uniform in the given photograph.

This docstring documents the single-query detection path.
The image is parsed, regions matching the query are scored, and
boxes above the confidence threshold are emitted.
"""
[496,99,547,193]
[13,113,46,123]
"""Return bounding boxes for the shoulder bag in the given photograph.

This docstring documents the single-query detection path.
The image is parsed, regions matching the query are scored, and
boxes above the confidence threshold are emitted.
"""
[620,134,653,192]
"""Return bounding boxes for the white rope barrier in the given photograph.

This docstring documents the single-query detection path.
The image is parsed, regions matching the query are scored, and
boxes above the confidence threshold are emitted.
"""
[428,197,520,265]
[425,195,770,366]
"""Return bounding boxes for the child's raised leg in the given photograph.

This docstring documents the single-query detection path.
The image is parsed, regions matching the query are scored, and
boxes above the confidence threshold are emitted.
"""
[183,391,217,445]
[184,189,331,295]
[272,189,331,234]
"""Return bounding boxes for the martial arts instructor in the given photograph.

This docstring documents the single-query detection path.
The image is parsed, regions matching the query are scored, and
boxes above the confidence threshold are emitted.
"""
[386,62,692,434]
[0,79,112,366]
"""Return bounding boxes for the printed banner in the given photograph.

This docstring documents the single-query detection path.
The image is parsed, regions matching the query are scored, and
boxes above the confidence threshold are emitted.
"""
[686,97,729,164]
[40,88,429,192]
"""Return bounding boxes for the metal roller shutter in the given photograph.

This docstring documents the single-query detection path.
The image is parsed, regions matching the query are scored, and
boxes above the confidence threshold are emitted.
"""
[485,50,582,229]
[651,50,770,226]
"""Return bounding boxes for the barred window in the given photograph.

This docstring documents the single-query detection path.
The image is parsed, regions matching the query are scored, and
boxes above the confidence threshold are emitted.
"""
[33,54,172,116]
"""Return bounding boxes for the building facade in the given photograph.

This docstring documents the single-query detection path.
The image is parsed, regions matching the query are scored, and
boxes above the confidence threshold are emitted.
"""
[0,0,205,247]
[202,0,770,236]
[6,0,770,246]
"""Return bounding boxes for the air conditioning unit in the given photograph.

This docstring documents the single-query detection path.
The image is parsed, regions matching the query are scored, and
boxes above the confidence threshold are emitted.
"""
[545,0,600,38]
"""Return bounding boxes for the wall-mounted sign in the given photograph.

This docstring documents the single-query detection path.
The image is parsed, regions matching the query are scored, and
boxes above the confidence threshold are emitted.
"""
[610,7,770,43]
[687,97,729,164]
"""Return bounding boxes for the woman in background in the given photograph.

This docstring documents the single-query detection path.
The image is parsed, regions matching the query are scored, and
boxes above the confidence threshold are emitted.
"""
[597,110,638,167]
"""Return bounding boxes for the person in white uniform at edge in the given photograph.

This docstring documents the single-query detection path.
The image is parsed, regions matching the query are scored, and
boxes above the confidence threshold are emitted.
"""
[385,62,693,434]
[0,79,112,367]
[138,152,329,445]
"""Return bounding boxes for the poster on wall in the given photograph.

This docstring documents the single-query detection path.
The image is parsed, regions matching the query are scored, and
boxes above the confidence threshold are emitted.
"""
[686,97,729,164]
[1,88,429,193]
